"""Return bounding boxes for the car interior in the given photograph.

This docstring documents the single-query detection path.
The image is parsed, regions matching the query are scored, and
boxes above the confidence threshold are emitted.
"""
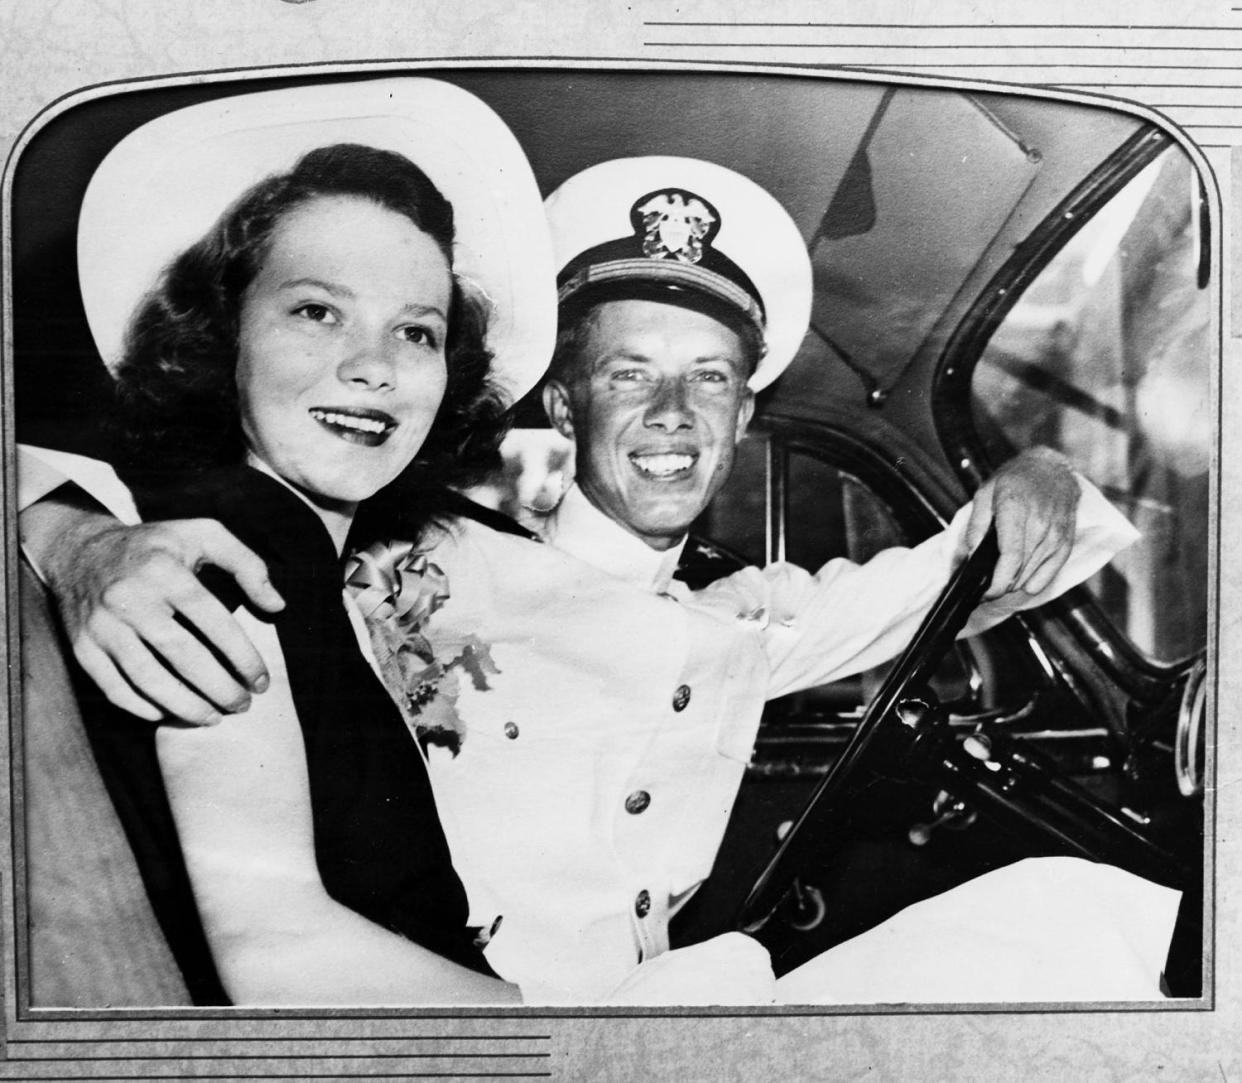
[9,67,1212,1006]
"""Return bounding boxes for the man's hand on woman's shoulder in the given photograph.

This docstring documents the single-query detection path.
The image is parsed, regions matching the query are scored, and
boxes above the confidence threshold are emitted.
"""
[22,496,283,724]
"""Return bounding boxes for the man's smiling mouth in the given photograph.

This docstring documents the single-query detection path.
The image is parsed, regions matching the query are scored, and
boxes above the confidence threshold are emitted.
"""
[309,407,397,446]
[629,452,698,479]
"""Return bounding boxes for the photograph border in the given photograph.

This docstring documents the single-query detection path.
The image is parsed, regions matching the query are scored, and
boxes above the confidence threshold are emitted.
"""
[0,8,1233,1079]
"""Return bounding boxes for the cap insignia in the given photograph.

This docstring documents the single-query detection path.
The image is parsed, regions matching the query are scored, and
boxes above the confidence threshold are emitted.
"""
[631,189,720,265]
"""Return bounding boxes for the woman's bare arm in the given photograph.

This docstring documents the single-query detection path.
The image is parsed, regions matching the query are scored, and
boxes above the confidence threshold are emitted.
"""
[156,613,519,1006]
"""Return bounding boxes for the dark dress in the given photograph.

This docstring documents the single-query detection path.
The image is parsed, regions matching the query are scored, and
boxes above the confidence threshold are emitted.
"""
[76,465,492,1005]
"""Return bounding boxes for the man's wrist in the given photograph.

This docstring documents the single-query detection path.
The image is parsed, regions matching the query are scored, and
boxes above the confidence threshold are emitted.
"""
[19,486,120,588]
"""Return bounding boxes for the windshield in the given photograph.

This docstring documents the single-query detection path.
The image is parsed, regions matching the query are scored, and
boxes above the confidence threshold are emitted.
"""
[970,146,1210,664]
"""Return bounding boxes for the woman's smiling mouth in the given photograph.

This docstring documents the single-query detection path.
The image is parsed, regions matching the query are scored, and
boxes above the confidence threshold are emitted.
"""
[308,406,397,446]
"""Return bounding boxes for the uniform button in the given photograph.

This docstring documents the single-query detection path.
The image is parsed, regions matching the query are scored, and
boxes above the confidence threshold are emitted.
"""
[503,722,520,740]
[625,790,651,815]
[672,684,692,712]
[634,889,651,918]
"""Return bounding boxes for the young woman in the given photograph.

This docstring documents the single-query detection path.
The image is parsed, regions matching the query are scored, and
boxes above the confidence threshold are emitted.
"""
[59,81,555,1006]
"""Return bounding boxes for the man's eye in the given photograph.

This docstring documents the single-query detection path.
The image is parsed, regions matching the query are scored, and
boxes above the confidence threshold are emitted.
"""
[293,303,335,324]
[610,368,646,382]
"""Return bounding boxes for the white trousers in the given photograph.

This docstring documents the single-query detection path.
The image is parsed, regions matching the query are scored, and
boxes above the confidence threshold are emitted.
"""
[594,856,1183,1006]
[775,856,1183,1004]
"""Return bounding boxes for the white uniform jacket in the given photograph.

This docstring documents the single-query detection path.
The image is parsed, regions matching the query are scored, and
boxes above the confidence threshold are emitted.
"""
[416,483,1139,1003]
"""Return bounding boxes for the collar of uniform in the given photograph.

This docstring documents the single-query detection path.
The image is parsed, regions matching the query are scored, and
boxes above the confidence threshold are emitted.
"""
[542,483,686,594]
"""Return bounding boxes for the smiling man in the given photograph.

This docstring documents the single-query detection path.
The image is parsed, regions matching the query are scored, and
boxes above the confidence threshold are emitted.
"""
[523,155,1100,595]
[381,157,1149,1002]
[542,298,753,551]
[19,156,1155,1005]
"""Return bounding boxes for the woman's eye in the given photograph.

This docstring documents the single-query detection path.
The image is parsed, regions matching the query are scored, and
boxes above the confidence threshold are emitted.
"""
[400,325,439,349]
[692,368,730,384]
[293,303,335,324]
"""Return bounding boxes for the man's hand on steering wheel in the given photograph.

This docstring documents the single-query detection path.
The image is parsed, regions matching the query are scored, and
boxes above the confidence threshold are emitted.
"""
[21,494,283,725]
[963,446,1079,601]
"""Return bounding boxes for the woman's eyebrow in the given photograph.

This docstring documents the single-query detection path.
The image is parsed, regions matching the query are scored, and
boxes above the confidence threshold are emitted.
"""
[278,276,353,297]
[399,302,448,322]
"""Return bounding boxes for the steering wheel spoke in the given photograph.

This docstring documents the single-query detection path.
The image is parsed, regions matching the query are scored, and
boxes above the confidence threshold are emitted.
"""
[735,528,1001,931]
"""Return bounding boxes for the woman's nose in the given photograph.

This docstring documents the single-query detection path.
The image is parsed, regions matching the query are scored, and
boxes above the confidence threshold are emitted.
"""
[643,378,694,431]
[337,335,396,391]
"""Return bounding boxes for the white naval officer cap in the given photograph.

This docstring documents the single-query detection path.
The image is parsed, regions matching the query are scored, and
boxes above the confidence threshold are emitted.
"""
[545,156,814,391]
[76,77,558,404]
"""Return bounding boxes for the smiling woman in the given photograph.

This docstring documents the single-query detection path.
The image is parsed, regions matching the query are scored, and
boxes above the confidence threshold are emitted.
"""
[236,196,451,520]
[19,80,558,1006]
[124,173,457,550]
[100,147,515,1005]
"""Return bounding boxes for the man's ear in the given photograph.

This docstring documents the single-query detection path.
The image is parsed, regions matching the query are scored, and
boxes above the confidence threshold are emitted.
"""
[734,388,756,444]
[542,380,576,441]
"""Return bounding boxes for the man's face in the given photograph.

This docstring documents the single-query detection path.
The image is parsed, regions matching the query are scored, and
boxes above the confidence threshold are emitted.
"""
[544,298,755,550]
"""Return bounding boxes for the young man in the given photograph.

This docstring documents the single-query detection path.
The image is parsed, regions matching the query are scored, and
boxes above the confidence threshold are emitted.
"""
[20,157,1159,1004]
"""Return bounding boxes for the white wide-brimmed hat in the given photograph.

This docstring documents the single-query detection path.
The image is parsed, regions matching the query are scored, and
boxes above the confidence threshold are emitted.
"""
[77,77,557,403]
[545,156,813,392]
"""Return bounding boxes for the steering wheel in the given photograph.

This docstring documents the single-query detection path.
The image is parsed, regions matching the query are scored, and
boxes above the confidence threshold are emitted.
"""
[733,527,1001,932]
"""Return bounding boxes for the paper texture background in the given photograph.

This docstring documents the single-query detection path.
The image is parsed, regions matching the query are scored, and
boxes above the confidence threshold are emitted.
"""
[0,1,1234,1078]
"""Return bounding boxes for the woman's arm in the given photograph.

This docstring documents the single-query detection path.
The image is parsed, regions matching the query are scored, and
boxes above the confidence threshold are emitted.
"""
[156,613,520,1006]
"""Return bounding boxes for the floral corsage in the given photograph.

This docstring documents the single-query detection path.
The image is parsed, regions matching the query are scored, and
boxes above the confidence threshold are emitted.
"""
[344,539,497,754]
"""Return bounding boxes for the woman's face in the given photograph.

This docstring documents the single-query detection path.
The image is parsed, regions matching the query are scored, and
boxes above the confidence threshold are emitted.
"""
[236,194,452,512]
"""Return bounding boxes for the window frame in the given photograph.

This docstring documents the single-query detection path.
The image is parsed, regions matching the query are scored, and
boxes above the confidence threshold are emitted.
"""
[929,125,1208,690]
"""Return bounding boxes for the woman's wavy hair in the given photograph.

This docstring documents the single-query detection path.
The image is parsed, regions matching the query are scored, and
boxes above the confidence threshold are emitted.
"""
[113,143,510,493]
